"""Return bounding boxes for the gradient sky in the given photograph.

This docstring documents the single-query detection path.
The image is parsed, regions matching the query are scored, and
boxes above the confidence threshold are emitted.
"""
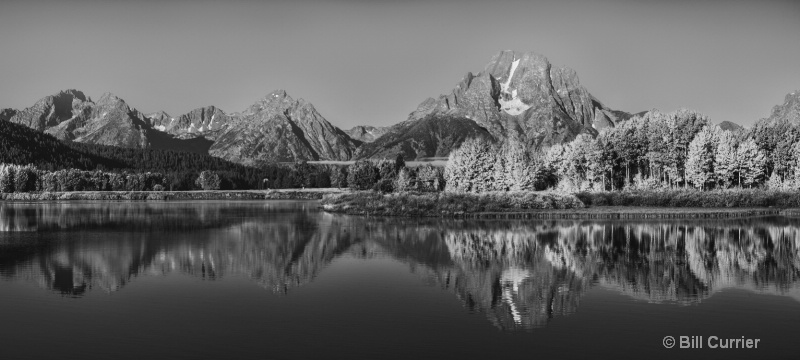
[1,0,798,129]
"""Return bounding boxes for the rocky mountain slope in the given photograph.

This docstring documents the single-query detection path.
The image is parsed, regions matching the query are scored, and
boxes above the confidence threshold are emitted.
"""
[146,106,231,140]
[354,113,493,159]
[718,120,743,132]
[762,90,800,124]
[5,90,203,151]
[0,117,113,169]
[7,54,776,164]
[5,89,358,164]
[0,108,17,122]
[208,90,360,165]
[345,125,388,143]
[357,50,633,159]
[6,89,91,132]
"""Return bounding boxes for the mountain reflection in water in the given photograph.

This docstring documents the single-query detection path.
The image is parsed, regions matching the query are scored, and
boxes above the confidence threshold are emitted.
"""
[1,201,799,331]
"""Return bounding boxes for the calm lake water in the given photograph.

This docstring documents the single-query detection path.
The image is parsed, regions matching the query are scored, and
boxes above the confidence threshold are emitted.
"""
[1,201,799,360]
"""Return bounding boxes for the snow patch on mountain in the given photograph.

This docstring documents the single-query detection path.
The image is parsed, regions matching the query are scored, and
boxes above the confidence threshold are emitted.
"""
[497,57,531,115]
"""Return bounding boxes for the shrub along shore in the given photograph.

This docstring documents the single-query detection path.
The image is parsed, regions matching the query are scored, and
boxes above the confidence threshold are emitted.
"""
[0,189,343,201]
[576,188,800,208]
[5,188,800,220]
[320,189,800,218]
[320,191,585,217]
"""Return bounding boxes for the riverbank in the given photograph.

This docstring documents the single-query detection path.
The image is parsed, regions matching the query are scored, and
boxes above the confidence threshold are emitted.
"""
[461,207,784,220]
[320,191,585,217]
[0,189,347,201]
[320,190,800,219]
[576,189,800,207]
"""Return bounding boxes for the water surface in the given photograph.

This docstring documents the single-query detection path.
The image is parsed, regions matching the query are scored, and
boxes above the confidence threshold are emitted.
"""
[1,201,799,359]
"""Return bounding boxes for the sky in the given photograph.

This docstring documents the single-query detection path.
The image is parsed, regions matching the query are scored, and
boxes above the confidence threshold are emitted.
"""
[1,0,798,129]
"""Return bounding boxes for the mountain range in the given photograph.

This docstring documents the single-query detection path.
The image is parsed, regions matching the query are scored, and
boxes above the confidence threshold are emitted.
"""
[2,50,793,166]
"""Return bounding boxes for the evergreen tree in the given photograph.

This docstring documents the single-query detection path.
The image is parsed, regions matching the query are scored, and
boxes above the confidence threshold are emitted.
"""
[291,161,314,188]
[347,160,379,190]
[330,166,348,188]
[377,159,397,181]
[394,153,405,172]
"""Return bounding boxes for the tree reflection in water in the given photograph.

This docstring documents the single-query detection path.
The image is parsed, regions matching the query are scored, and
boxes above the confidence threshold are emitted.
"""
[1,201,799,330]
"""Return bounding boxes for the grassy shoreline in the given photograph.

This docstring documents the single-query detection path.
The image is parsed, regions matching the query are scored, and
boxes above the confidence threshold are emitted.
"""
[0,189,346,201]
[320,190,800,219]
[576,189,800,208]
[321,191,585,217]
[6,188,800,220]
[463,207,784,220]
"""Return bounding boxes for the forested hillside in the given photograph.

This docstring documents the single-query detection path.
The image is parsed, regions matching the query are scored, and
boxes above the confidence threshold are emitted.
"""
[0,118,118,170]
[0,119,284,190]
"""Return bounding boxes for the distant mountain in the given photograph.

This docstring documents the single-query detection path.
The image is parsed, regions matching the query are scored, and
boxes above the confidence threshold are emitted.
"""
[5,89,358,165]
[0,108,16,122]
[748,90,800,137]
[354,114,493,159]
[359,50,631,159]
[6,90,205,153]
[0,114,280,191]
[718,120,743,132]
[7,89,91,132]
[145,110,173,128]
[209,90,360,165]
[147,106,231,140]
[345,125,388,143]
[64,92,153,147]
[0,117,112,170]
[763,90,800,124]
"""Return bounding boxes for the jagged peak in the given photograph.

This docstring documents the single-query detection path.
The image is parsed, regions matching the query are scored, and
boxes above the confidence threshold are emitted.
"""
[484,50,551,78]
[246,89,297,113]
[47,89,88,101]
[24,89,90,106]
[718,121,743,132]
[265,89,292,101]
[777,90,800,108]
[147,110,172,118]
[97,92,126,104]
[184,105,224,114]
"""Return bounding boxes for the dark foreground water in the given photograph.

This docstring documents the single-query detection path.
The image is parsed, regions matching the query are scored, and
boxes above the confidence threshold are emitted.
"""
[1,201,799,360]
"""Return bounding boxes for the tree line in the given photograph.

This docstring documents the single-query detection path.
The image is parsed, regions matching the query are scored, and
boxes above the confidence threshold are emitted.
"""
[444,109,792,193]
[0,163,167,193]
[344,155,444,192]
[1,118,338,190]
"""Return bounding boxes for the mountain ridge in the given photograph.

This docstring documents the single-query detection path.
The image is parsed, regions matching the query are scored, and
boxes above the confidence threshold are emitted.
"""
[5,89,359,165]
[6,50,775,164]
[355,50,634,159]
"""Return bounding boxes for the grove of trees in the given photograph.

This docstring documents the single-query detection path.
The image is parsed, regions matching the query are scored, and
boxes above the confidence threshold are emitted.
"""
[345,155,444,193]
[0,163,167,193]
[444,109,793,193]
